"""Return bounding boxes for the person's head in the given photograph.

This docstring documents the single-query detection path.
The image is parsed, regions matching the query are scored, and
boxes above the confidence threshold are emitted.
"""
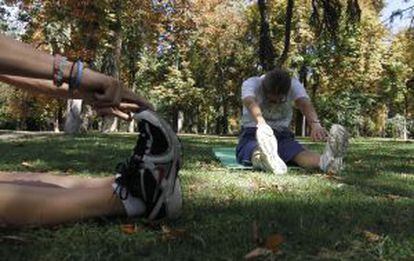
[261,68,291,104]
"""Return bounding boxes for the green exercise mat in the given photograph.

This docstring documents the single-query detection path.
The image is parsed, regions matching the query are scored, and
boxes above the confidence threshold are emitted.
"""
[212,147,303,171]
[212,147,253,170]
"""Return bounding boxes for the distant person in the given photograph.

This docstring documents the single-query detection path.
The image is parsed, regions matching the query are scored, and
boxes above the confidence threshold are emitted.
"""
[236,68,349,174]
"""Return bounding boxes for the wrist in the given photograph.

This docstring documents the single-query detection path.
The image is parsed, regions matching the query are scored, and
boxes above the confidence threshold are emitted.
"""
[257,116,266,125]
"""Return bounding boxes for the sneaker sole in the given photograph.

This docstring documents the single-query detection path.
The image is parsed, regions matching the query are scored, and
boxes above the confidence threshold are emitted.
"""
[256,129,287,174]
[133,111,182,220]
[329,124,349,158]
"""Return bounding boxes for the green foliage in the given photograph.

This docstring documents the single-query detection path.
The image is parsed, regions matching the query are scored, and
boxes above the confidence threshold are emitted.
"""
[0,0,412,137]
[317,90,377,136]
[385,114,412,139]
[152,63,201,110]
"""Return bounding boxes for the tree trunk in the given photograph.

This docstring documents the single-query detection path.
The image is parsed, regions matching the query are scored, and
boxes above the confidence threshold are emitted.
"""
[223,103,229,135]
[64,99,83,134]
[258,0,276,71]
[81,105,94,132]
[295,65,308,136]
[278,0,295,67]
[53,118,60,133]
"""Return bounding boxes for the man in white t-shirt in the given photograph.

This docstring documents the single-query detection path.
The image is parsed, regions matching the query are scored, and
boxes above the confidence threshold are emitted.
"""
[236,68,349,174]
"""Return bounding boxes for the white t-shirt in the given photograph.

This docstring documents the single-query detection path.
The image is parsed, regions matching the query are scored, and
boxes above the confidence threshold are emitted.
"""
[241,75,309,129]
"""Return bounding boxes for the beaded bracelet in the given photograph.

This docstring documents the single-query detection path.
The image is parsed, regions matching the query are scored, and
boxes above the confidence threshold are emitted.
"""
[68,59,85,90]
[52,54,68,87]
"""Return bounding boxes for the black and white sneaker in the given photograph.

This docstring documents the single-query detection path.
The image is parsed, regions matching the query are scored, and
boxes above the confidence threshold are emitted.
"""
[319,124,349,174]
[113,110,182,220]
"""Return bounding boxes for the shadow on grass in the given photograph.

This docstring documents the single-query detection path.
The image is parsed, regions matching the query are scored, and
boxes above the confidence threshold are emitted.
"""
[0,134,137,175]
[1,194,412,260]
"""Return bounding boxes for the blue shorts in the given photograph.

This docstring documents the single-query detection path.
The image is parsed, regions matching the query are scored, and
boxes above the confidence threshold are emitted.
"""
[236,127,305,166]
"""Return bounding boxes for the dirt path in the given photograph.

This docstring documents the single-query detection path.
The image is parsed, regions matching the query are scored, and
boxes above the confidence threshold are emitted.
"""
[0,130,63,141]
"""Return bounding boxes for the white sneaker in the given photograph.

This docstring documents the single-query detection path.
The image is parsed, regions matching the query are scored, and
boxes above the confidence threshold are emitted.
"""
[320,124,349,174]
[256,125,287,174]
[113,110,182,220]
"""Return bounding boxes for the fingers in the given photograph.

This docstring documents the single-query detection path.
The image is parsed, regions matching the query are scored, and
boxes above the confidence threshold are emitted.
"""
[94,102,140,112]
[118,102,140,111]
[311,129,327,142]
[121,89,154,111]
[95,107,131,121]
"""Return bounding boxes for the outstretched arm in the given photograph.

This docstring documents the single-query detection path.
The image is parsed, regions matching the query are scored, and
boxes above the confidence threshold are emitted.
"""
[295,97,327,141]
[0,75,154,120]
[243,96,266,125]
[0,34,121,106]
[0,75,81,99]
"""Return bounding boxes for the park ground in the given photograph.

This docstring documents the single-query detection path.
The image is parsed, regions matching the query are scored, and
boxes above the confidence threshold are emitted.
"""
[0,132,413,260]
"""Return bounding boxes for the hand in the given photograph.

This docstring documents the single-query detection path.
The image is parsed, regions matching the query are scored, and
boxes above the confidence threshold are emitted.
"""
[92,77,122,107]
[120,87,155,111]
[94,103,140,121]
[257,121,274,137]
[76,70,122,107]
[310,123,327,141]
[94,89,154,121]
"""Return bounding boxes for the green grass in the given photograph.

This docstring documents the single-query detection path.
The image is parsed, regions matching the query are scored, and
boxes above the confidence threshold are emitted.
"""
[0,133,413,260]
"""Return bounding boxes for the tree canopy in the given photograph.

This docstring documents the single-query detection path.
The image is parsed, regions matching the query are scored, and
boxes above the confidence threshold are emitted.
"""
[0,0,413,137]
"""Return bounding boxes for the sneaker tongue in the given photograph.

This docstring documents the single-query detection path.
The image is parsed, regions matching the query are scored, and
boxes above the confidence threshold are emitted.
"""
[147,122,168,154]
[135,120,169,157]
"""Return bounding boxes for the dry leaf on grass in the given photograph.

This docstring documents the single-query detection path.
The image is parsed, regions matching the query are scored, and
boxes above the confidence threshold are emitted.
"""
[244,247,272,260]
[363,230,381,243]
[161,225,187,241]
[121,224,143,235]
[386,194,400,201]
[160,225,206,247]
[265,234,284,253]
[21,162,34,168]
[246,221,284,260]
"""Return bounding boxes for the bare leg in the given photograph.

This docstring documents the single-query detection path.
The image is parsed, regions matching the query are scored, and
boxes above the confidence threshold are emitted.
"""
[0,183,125,227]
[291,150,321,169]
[0,172,114,189]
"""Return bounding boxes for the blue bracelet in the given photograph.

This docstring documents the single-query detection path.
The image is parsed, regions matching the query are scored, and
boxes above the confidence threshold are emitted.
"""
[75,60,84,89]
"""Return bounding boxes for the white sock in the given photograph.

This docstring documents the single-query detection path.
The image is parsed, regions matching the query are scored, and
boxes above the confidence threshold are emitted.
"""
[112,183,146,217]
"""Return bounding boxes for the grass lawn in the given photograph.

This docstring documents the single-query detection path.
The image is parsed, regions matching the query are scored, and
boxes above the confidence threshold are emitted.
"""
[0,133,413,260]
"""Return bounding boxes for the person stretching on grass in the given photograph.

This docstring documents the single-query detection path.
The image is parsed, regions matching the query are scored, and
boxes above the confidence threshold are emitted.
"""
[236,68,349,174]
[0,34,182,227]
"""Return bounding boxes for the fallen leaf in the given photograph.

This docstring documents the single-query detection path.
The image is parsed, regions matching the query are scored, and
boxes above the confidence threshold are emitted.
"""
[161,225,187,241]
[244,247,271,260]
[264,234,284,253]
[386,194,400,201]
[363,231,381,243]
[121,224,142,235]
[21,162,34,168]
